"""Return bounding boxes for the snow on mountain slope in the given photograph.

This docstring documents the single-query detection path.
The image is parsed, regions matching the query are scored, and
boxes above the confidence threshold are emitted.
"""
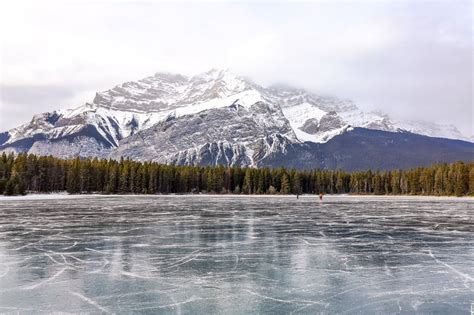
[6,105,160,147]
[92,69,252,113]
[393,120,468,141]
[111,96,296,166]
[261,85,357,112]
[280,103,352,143]
[257,84,470,142]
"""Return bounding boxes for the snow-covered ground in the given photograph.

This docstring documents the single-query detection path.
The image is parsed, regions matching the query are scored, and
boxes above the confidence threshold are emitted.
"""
[0,193,472,201]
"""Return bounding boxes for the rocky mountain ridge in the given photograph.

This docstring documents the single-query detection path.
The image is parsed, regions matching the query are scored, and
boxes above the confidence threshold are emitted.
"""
[1,69,472,169]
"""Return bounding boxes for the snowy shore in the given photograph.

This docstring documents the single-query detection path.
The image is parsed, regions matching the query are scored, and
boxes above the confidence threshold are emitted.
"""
[0,193,472,201]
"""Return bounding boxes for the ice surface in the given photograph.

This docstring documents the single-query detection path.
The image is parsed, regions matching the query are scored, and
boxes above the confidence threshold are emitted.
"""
[0,195,472,313]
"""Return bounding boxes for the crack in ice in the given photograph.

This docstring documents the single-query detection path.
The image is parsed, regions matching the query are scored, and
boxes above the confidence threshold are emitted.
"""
[24,267,69,290]
[427,249,473,282]
[70,291,111,314]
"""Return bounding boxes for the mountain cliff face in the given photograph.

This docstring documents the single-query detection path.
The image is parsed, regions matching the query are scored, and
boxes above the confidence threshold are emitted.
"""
[1,69,472,169]
[111,91,296,166]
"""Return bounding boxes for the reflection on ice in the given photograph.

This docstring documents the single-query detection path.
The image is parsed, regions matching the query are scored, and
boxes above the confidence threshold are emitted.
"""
[0,195,472,313]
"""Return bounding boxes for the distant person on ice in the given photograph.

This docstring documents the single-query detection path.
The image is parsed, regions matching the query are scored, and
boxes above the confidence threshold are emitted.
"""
[319,193,323,201]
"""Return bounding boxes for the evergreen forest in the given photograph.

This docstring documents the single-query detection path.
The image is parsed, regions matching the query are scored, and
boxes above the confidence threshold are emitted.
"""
[0,153,472,196]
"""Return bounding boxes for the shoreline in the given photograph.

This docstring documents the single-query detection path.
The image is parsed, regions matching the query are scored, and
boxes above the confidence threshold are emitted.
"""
[0,193,472,201]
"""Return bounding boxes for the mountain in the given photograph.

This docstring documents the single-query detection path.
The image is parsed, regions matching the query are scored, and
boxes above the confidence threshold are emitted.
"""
[263,128,474,171]
[1,69,473,170]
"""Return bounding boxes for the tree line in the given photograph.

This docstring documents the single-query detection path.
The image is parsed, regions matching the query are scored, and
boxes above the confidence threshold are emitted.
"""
[0,153,472,196]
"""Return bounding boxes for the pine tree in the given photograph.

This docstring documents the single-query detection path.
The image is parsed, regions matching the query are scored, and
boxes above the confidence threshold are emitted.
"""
[453,162,468,196]
[66,158,81,194]
[4,178,15,196]
[469,165,474,196]
[280,174,290,194]
[293,172,302,195]
[106,163,119,194]
[0,179,6,195]
[243,169,253,194]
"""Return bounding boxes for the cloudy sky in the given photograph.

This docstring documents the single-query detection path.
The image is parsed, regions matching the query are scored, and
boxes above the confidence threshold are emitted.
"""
[0,0,472,136]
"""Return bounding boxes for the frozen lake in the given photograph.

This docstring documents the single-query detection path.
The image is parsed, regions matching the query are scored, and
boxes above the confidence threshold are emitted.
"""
[0,195,472,314]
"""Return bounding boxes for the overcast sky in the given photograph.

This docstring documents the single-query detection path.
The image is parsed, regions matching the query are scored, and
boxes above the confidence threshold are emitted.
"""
[0,0,472,136]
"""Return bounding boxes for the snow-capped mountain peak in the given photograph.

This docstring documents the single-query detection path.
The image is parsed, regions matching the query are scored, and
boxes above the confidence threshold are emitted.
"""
[92,68,252,114]
[1,69,471,165]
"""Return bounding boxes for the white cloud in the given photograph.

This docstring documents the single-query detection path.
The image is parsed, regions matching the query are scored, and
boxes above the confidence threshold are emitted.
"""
[0,0,472,136]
